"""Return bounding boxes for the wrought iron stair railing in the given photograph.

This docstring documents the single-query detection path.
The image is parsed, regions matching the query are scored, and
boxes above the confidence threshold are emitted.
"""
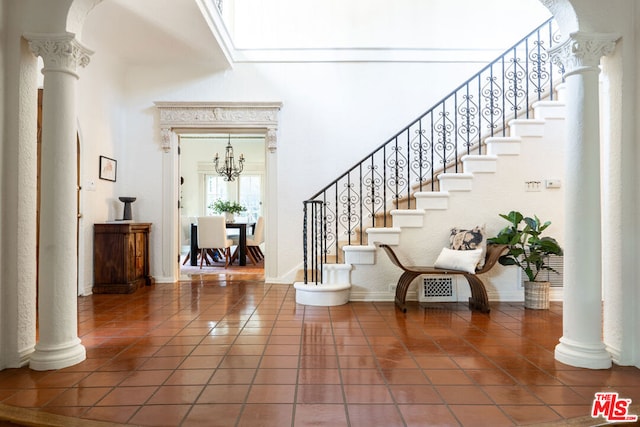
[303,18,563,284]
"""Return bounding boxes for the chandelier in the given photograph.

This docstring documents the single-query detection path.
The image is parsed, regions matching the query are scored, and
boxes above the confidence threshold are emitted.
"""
[214,135,245,181]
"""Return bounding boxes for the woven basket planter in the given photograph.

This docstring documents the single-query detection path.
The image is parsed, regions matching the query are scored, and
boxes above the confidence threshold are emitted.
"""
[524,281,550,309]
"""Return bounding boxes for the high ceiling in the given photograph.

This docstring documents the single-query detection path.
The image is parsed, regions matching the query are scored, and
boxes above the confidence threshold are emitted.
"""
[82,0,552,67]
[82,0,228,66]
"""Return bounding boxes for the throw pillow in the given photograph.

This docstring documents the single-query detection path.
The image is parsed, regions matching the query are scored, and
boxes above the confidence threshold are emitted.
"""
[449,225,487,269]
[434,247,483,274]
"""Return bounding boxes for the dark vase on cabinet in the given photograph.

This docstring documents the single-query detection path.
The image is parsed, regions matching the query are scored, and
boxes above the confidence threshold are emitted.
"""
[93,222,154,294]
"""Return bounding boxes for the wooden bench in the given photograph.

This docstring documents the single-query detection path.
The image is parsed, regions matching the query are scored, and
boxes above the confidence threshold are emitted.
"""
[379,243,508,313]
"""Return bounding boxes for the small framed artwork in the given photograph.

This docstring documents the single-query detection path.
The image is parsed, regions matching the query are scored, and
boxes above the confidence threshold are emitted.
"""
[99,156,117,182]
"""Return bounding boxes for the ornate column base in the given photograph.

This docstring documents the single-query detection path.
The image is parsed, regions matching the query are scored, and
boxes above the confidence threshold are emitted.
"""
[29,338,86,371]
[555,337,611,369]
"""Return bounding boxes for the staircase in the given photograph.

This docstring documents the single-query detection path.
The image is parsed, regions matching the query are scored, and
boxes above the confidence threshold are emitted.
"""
[295,18,566,306]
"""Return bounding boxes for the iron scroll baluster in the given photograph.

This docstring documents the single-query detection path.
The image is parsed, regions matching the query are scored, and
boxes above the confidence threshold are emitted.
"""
[302,19,563,284]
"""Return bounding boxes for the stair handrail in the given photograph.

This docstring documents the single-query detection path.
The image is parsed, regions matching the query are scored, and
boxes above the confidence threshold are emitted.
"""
[303,18,563,284]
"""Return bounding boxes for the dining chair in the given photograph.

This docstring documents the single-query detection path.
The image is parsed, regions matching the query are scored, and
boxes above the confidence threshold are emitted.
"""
[181,216,197,265]
[245,216,265,264]
[197,216,233,268]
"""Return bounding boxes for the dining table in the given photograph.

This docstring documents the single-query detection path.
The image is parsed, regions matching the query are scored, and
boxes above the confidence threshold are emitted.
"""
[190,221,255,267]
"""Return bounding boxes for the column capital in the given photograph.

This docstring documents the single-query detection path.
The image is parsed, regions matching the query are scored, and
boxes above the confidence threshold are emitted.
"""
[551,31,619,77]
[25,32,93,78]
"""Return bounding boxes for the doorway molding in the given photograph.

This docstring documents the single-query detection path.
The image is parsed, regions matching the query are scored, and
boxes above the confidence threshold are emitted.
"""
[155,101,282,283]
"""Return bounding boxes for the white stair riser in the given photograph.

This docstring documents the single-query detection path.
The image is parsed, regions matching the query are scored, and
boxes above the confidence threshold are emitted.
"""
[438,173,473,192]
[366,228,401,245]
[415,192,449,210]
[486,137,522,155]
[391,210,426,228]
[322,264,353,284]
[509,119,545,137]
[343,246,376,265]
[462,155,498,173]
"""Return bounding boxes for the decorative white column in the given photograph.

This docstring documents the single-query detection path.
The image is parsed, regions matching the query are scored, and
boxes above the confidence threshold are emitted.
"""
[26,33,92,370]
[551,32,618,369]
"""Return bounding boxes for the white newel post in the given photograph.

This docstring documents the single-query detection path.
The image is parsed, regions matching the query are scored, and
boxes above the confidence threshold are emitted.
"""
[26,33,92,370]
[551,32,619,369]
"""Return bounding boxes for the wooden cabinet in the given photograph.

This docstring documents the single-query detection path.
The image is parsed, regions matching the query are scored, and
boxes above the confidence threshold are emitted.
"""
[93,222,154,294]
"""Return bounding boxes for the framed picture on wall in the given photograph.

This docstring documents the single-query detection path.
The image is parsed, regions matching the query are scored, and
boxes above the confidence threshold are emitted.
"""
[99,155,117,182]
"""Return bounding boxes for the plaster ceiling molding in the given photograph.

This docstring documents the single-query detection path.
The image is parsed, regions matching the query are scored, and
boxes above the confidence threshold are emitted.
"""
[154,102,282,153]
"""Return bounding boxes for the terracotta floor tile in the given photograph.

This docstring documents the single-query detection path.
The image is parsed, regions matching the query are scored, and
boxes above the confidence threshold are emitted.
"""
[340,369,386,385]
[528,385,592,405]
[118,369,173,386]
[34,372,88,388]
[146,384,205,404]
[164,369,213,385]
[128,403,191,426]
[346,404,404,427]
[434,385,493,405]
[45,386,112,407]
[296,384,344,404]
[465,369,517,386]
[178,355,223,369]
[253,368,298,384]
[189,344,230,356]
[180,403,243,427]
[343,384,394,404]
[197,384,250,404]
[247,384,296,403]
[294,404,348,427]
[237,403,293,427]
[259,355,299,369]
[137,356,184,371]
[500,404,563,425]
[4,282,640,427]
[76,371,130,387]
[414,355,459,370]
[389,385,443,404]
[263,344,300,356]
[208,368,256,384]
[218,355,261,369]
[82,405,140,424]
[481,385,543,404]
[448,404,514,426]
[2,388,66,407]
[398,404,459,427]
[96,385,158,406]
[381,369,430,385]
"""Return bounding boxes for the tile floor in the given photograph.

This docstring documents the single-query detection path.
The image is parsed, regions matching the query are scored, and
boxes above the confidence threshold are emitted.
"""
[1,275,640,426]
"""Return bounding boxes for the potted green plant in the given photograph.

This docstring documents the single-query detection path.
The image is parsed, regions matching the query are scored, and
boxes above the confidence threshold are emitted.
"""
[487,210,563,309]
[209,199,246,222]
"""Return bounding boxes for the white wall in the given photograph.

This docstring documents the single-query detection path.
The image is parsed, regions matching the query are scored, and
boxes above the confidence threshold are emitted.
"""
[111,59,483,281]
[76,26,127,295]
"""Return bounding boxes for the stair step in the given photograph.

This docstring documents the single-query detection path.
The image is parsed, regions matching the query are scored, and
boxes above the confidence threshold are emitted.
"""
[438,173,473,192]
[415,191,449,210]
[293,282,351,306]
[391,209,426,228]
[509,118,545,138]
[533,100,566,120]
[462,154,498,173]
[486,136,522,155]
[365,227,401,245]
[343,245,376,265]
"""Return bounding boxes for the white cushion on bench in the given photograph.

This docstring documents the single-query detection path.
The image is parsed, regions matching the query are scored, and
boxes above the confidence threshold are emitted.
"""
[434,247,483,274]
